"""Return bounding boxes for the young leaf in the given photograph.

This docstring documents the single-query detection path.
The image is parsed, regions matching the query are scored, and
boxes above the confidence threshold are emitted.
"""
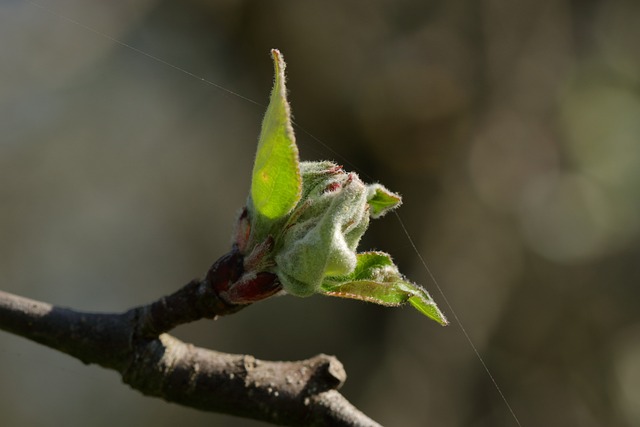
[367,184,402,218]
[250,49,302,220]
[320,252,448,325]
[238,49,447,327]
[408,296,447,324]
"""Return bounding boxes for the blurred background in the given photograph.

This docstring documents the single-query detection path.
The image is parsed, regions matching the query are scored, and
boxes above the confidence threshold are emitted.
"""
[1,0,639,426]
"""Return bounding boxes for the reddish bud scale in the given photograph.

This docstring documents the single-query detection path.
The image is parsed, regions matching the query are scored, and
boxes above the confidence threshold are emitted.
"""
[224,272,282,305]
[234,208,251,253]
[345,173,354,184]
[206,251,245,296]
[244,236,275,271]
[324,182,342,193]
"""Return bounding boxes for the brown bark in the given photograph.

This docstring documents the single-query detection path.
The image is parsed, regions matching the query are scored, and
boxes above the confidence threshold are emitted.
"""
[0,252,381,427]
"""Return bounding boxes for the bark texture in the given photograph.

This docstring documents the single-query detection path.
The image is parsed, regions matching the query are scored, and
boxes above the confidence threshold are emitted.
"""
[0,252,381,427]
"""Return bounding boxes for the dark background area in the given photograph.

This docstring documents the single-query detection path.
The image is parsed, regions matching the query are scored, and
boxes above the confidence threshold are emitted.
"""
[1,1,639,426]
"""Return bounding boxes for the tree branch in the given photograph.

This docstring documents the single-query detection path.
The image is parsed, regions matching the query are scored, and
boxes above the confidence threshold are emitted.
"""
[0,252,382,427]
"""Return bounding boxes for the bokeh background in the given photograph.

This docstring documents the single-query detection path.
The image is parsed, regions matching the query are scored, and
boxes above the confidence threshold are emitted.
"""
[1,1,639,426]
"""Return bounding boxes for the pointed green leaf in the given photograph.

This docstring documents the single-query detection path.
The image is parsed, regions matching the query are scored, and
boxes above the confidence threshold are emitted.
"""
[408,296,448,326]
[367,184,402,218]
[251,49,301,220]
[321,251,448,325]
[321,279,409,306]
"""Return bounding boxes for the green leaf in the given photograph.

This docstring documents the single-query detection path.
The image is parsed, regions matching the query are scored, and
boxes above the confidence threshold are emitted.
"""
[321,252,448,325]
[251,49,302,220]
[367,184,402,218]
[321,279,410,306]
[347,251,395,280]
[408,296,447,325]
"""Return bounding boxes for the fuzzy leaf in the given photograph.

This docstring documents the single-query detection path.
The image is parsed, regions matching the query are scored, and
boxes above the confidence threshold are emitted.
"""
[251,49,301,220]
[321,252,448,325]
[408,296,447,325]
[367,184,402,218]
[274,168,368,297]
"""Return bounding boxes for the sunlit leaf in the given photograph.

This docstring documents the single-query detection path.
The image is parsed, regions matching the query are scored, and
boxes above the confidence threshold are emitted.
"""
[367,184,402,218]
[408,296,447,325]
[250,49,301,220]
[321,252,448,325]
